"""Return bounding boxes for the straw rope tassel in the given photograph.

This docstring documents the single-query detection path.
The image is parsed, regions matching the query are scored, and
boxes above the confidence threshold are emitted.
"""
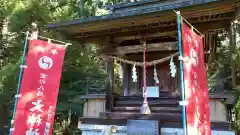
[140,38,151,114]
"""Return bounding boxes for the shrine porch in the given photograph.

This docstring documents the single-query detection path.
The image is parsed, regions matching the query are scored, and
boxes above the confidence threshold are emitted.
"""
[77,92,236,135]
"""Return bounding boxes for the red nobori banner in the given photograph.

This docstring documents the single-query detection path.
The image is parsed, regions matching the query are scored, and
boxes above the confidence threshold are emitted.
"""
[181,23,211,135]
[12,40,66,135]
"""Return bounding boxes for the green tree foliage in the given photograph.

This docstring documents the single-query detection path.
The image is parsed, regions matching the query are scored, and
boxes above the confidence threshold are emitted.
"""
[207,23,240,132]
[0,0,113,134]
[208,27,240,91]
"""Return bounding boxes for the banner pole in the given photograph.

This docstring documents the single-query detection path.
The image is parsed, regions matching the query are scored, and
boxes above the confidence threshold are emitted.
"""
[176,11,187,135]
[9,31,29,135]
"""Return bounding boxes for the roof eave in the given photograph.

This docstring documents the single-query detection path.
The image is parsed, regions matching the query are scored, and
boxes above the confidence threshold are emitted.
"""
[47,0,219,29]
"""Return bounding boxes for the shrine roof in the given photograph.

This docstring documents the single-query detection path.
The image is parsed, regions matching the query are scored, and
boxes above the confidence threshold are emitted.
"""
[49,0,208,28]
[47,0,238,40]
[106,0,215,13]
[106,0,161,10]
[47,0,217,29]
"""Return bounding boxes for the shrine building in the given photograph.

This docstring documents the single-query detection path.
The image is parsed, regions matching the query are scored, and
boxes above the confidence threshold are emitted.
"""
[48,0,240,134]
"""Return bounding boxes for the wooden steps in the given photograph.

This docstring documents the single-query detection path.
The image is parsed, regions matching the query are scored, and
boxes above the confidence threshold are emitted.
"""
[112,106,181,113]
[115,100,179,107]
[81,91,233,132]
[115,96,180,100]
[114,96,180,109]
[110,95,182,122]
[79,92,233,131]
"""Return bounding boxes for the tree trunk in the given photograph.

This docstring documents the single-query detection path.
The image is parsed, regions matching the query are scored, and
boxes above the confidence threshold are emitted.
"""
[79,0,85,16]
[0,20,5,134]
[0,104,6,134]
[229,22,237,87]
[0,19,4,44]
[208,31,217,71]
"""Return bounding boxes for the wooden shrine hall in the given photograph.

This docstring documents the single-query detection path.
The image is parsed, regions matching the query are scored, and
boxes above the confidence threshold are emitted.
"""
[48,0,239,134]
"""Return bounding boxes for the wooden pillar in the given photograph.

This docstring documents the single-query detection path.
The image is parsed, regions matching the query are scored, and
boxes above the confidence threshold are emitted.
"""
[123,63,129,96]
[105,57,114,112]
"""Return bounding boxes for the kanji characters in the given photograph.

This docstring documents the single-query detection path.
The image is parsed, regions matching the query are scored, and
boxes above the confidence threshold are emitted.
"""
[39,79,46,85]
[29,100,44,112]
[191,49,198,67]
[27,114,36,127]
[182,22,211,135]
[194,39,199,48]
[193,72,198,86]
[27,113,42,126]
[204,126,210,135]
[37,73,47,96]
[44,122,51,135]
[40,73,47,80]
[187,34,192,44]
[196,104,200,119]
[47,106,53,121]
[25,128,39,135]
[47,114,52,121]
[36,91,43,97]
[48,106,53,113]
[36,115,42,126]
[51,49,58,55]
[28,72,47,134]
[37,85,44,91]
